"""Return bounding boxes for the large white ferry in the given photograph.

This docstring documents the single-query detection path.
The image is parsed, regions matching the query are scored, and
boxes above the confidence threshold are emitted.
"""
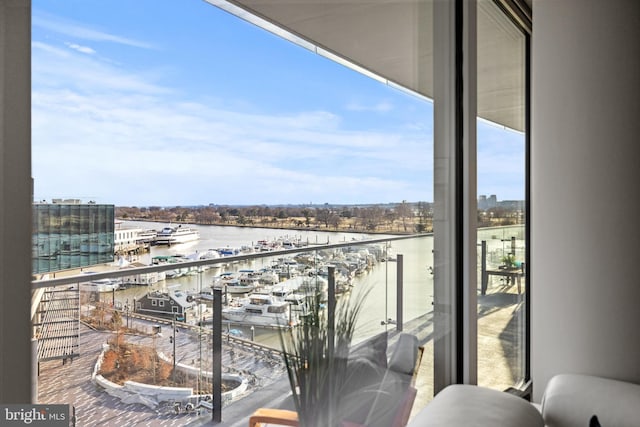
[154,225,200,245]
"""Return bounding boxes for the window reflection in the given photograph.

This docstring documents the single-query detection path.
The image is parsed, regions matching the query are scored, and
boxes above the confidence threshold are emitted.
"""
[476,0,527,390]
[32,203,115,273]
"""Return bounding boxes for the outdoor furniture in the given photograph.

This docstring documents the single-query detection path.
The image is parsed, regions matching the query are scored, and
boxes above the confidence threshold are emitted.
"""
[249,408,299,427]
[248,333,423,427]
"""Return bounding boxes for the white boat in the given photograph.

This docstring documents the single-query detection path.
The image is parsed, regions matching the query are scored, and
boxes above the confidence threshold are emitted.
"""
[152,255,191,278]
[214,273,255,294]
[258,268,280,285]
[284,293,311,319]
[238,270,261,289]
[224,278,255,294]
[154,225,200,245]
[270,276,305,298]
[136,229,157,244]
[222,294,297,327]
[79,278,122,293]
[185,249,221,272]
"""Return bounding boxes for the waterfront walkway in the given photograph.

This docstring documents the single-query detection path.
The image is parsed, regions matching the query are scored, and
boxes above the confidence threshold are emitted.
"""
[37,319,286,427]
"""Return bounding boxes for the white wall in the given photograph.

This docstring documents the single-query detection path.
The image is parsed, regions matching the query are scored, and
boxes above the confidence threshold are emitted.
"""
[532,0,640,401]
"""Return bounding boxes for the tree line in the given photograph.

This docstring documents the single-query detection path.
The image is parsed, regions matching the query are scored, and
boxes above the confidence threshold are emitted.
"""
[117,203,523,233]
[116,202,436,234]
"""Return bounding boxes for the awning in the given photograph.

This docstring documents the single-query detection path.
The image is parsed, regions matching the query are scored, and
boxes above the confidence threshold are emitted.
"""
[206,0,526,132]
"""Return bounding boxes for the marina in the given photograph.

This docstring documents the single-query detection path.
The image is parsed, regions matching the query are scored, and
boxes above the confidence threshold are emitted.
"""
[54,221,523,348]
[100,221,436,345]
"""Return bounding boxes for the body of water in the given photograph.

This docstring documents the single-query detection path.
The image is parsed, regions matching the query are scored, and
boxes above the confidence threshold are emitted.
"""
[113,221,435,346]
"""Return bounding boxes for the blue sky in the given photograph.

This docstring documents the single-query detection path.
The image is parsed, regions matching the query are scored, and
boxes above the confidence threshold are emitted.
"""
[32,0,524,207]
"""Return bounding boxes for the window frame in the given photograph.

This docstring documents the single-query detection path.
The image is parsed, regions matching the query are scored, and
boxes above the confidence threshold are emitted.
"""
[434,0,531,392]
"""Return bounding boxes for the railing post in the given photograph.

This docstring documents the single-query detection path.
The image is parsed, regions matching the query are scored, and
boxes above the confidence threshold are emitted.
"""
[481,240,488,295]
[327,266,336,356]
[327,266,336,423]
[172,317,176,383]
[212,288,222,423]
[396,254,403,332]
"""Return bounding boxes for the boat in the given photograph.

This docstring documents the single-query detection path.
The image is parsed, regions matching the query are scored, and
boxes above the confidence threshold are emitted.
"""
[217,247,240,257]
[136,229,157,244]
[214,273,255,294]
[79,277,122,293]
[258,268,280,285]
[154,225,200,245]
[222,294,297,327]
[237,269,261,289]
[284,293,311,319]
[185,249,221,272]
[269,276,305,297]
[223,278,255,295]
[152,255,191,278]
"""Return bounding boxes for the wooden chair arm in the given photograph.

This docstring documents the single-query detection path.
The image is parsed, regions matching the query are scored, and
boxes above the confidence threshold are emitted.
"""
[249,408,299,427]
[411,346,425,387]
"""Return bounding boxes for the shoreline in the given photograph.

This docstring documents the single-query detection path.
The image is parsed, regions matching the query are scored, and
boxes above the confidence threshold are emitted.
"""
[117,217,420,236]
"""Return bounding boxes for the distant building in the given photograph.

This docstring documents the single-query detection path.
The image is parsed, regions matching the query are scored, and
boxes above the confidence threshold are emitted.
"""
[32,202,115,274]
[479,194,521,211]
[114,225,142,253]
[497,200,523,210]
[113,221,155,254]
[478,194,498,209]
[478,195,488,210]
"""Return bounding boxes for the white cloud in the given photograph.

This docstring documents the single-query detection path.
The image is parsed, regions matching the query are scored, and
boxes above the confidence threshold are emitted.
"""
[33,86,432,205]
[345,100,394,113]
[32,41,72,58]
[33,12,155,49]
[65,42,96,55]
[33,41,171,95]
[32,26,433,206]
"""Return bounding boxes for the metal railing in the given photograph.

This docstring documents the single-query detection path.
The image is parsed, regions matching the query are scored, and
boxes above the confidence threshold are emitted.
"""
[31,234,428,289]
[32,233,431,422]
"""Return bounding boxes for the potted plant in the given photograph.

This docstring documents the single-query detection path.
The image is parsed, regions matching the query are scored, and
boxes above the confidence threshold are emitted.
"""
[501,253,517,270]
[279,287,370,426]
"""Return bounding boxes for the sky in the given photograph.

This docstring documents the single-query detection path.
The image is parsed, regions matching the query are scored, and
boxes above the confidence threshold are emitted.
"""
[31,0,525,207]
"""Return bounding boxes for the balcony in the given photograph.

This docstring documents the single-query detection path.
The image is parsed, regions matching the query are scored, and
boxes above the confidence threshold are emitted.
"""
[32,228,525,425]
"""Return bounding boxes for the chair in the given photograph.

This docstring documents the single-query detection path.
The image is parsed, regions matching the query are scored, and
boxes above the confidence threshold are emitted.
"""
[248,334,423,427]
[249,408,298,427]
[249,386,418,427]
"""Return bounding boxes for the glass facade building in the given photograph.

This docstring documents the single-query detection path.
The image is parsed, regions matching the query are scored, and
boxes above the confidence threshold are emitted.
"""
[32,203,115,274]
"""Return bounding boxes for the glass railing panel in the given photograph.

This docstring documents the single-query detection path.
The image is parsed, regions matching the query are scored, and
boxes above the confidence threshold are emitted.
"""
[33,234,433,423]
[477,0,527,391]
